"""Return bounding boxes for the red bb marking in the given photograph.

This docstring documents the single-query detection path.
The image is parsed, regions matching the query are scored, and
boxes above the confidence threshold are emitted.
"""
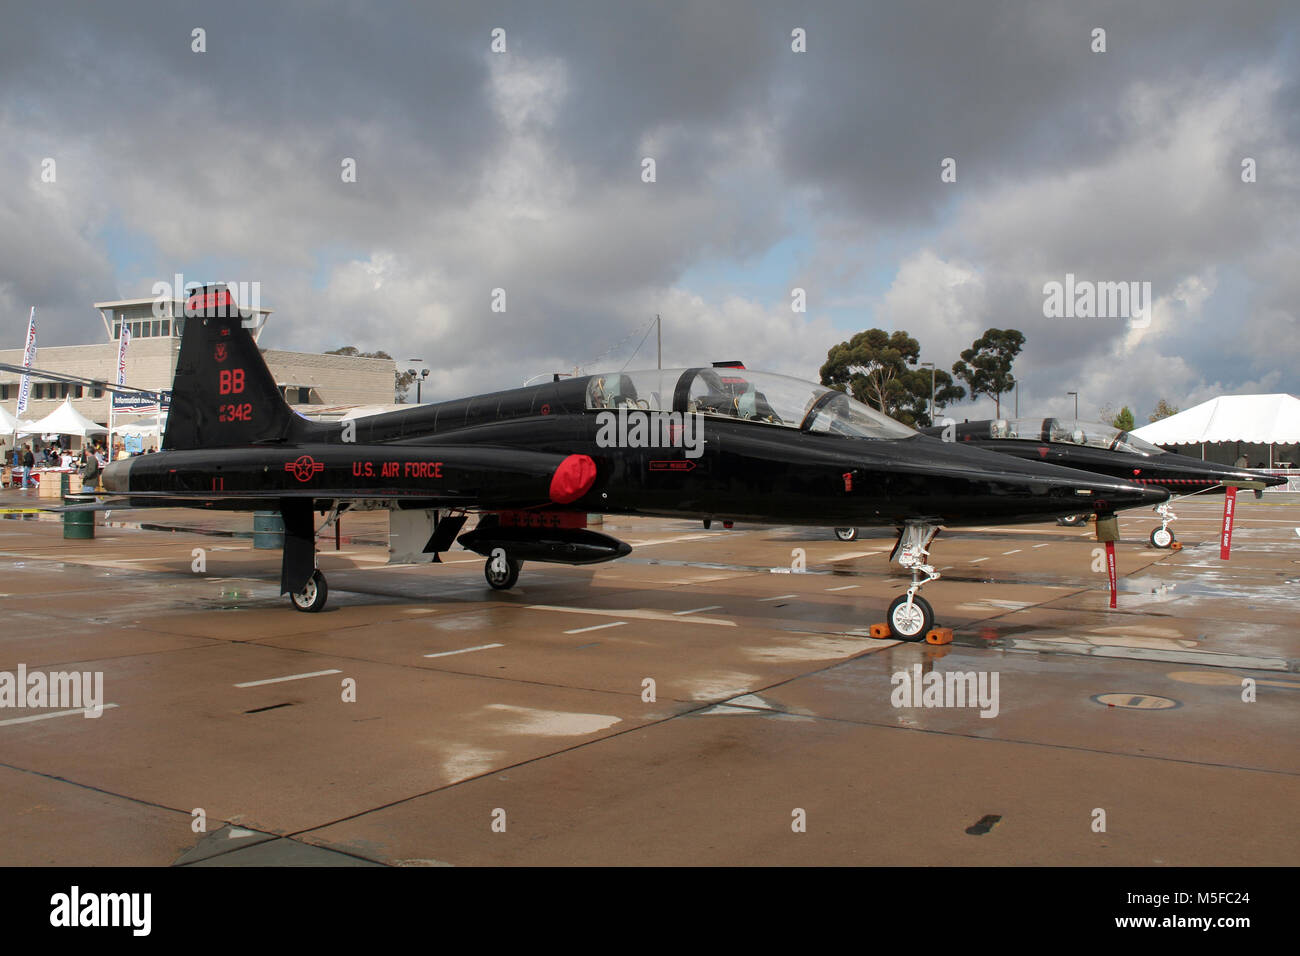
[219,368,245,394]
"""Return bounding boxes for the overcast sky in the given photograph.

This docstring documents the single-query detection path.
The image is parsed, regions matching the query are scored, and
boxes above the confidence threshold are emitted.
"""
[2,0,1296,421]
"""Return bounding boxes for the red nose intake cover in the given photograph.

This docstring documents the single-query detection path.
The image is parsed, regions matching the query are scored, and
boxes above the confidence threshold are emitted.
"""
[550,454,597,504]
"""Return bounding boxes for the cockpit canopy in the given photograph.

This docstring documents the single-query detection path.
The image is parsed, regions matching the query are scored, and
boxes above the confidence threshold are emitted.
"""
[585,368,916,440]
[987,418,1166,456]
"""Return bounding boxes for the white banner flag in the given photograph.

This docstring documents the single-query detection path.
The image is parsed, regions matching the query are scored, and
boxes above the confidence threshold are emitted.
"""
[16,307,36,416]
[116,318,130,386]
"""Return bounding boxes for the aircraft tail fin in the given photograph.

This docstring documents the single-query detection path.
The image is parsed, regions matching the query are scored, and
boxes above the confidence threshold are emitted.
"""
[162,285,301,450]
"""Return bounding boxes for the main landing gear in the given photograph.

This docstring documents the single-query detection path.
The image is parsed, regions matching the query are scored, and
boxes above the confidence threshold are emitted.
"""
[1150,502,1177,549]
[834,527,859,541]
[886,522,941,641]
[484,548,523,590]
[290,569,328,613]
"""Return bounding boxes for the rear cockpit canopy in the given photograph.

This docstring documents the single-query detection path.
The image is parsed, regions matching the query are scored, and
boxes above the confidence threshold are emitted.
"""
[585,368,915,440]
[988,418,1165,456]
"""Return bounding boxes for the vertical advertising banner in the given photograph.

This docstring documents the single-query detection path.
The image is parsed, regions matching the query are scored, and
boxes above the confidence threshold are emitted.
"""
[116,319,130,386]
[16,307,36,416]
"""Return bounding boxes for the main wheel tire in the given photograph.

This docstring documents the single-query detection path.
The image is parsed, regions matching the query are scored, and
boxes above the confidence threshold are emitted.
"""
[1150,527,1174,549]
[289,570,328,613]
[887,593,934,641]
[1057,514,1087,526]
[484,553,522,590]
[834,527,859,542]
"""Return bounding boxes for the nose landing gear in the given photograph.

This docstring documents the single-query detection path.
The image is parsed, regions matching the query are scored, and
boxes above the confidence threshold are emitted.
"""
[1150,502,1177,548]
[886,522,942,641]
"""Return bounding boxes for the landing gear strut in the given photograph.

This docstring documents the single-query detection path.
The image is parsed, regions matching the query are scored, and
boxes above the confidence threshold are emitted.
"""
[1150,502,1177,548]
[887,522,941,641]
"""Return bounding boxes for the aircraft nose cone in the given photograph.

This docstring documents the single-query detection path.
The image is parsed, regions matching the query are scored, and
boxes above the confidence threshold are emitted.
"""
[1138,484,1170,507]
[1092,480,1168,513]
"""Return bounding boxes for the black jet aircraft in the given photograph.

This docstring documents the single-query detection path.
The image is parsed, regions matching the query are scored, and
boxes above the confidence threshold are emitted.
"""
[96,286,1167,639]
[921,417,1284,548]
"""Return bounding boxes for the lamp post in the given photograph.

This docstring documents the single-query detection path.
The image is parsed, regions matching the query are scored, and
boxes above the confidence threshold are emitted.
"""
[1067,391,1078,421]
[920,362,935,425]
[406,360,431,404]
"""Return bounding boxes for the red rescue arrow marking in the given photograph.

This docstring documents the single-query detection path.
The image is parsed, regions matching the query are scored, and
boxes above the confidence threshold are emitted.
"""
[649,460,696,472]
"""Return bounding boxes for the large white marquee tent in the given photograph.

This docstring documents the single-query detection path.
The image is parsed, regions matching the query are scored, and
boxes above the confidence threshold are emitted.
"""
[1132,393,1300,468]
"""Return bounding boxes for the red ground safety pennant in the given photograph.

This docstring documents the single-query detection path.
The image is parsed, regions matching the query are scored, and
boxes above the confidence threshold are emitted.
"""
[1105,540,1117,609]
[1220,486,1237,560]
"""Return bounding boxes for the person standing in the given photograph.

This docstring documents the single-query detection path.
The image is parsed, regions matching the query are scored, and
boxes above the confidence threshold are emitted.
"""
[21,444,34,489]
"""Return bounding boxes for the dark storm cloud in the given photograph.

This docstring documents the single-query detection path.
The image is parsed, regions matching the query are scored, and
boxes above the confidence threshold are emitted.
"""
[774,0,1297,224]
[0,0,1296,413]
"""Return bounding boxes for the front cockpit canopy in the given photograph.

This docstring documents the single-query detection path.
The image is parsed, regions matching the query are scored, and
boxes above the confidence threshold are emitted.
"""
[585,368,915,440]
[988,418,1166,456]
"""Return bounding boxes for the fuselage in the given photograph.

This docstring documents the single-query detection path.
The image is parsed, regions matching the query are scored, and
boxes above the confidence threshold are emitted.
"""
[106,369,1168,526]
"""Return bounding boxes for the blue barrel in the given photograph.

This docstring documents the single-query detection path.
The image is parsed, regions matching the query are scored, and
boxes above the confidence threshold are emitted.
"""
[253,511,284,549]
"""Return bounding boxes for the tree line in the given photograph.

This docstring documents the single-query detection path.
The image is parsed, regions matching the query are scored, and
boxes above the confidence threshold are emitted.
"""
[818,328,1179,429]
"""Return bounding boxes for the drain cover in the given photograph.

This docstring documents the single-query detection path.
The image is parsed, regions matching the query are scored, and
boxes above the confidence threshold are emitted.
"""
[1091,693,1180,710]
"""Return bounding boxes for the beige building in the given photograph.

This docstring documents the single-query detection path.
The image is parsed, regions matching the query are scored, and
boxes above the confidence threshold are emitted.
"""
[0,297,397,432]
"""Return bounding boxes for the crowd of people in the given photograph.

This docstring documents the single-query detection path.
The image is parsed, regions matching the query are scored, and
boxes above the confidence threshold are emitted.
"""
[2,438,152,490]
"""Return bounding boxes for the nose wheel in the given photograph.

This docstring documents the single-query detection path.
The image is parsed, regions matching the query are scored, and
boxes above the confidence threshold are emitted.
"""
[887,593,935,640]
[834,527,859,541]
[289,569,328,613]
[1150,527,1175,548]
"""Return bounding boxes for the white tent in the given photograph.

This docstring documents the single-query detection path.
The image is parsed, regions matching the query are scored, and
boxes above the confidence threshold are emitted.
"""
[1133,394,1300,445]
[21,398,108,437]
[0,405,22,434]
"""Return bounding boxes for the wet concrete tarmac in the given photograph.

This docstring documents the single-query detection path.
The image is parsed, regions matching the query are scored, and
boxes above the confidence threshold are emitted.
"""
[0,490,1296,865]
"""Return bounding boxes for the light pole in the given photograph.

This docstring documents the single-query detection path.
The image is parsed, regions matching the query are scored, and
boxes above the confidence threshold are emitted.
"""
[1067,391,1078,421]
[406,360,431,403]
[920,362,935,424]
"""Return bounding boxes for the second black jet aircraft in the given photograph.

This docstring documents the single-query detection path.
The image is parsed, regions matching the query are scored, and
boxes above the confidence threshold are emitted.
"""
[922,417,1284,548]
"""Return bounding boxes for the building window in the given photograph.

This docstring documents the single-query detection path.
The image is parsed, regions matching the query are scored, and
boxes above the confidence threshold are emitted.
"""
[91,386,103,398]
[32,384,42,400]
[0,385,7,400]
[74,385,84,398]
